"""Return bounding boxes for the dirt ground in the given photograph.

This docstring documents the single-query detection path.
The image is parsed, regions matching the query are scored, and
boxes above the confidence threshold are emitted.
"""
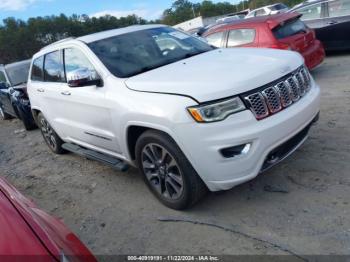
[1,53,350,260]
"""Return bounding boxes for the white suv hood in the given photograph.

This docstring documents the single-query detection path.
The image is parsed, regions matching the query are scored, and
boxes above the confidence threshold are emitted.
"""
[125,48,303,103]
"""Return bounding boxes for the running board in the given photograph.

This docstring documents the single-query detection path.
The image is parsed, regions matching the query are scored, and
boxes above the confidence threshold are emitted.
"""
[62,143,129,172]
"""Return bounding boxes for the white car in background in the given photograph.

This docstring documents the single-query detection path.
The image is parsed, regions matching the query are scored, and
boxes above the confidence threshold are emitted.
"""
[216,15,241,24]
[28,25,320,210]
[246,3,289,18]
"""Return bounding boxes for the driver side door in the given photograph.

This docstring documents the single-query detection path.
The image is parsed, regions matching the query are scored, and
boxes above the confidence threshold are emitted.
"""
[58,47,119,153]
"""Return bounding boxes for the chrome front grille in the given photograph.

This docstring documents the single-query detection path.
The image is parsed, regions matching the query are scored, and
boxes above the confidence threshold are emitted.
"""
[243,66,312,120]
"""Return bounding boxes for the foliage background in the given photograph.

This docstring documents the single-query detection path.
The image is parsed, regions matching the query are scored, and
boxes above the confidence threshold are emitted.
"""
[0,0,303,64]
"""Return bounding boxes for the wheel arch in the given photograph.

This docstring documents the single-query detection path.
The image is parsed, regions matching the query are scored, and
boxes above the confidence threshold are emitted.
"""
[126,124,177,161]
[31,107,41,125]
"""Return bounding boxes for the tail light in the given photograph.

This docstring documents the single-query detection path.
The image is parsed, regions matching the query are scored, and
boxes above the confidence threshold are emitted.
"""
[269,42,292,51]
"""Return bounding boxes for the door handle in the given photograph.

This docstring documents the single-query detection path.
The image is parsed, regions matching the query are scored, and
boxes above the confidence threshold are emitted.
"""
[61,91,71,96]
[37,88,44,92]
[327,20,338,25]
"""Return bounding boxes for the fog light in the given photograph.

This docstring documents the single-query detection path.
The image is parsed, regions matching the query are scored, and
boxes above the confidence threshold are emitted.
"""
[220,143,251,158]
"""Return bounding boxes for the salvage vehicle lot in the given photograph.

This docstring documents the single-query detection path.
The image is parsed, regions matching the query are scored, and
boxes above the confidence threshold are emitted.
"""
[0,53,350,257]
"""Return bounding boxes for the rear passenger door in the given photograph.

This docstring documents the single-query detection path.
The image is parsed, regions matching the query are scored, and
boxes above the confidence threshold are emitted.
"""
[36,50,68,137]
[322,0,350,49]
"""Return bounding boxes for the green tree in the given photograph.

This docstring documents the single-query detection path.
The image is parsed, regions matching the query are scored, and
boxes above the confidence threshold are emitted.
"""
[0,14,146,64]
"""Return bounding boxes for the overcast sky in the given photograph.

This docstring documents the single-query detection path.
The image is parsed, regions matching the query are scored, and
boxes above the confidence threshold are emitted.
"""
[0,0,242,21]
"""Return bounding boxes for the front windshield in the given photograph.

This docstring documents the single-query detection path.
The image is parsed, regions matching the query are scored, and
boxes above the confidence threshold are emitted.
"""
[88,27,213,78]
[6,62,30,86]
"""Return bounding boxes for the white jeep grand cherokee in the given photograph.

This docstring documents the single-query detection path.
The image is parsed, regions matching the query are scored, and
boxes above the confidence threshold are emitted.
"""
[28,25,320,209]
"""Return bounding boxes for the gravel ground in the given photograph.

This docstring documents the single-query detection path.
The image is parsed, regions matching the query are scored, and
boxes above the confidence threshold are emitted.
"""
[1,54,350,259]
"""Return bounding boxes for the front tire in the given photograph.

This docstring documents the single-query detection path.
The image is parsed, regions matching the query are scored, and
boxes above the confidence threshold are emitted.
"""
[37,112,65,154]
[135,130,207,210]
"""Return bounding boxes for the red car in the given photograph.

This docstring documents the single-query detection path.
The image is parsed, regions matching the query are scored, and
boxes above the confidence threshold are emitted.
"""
[0,176,96,262]
[203,12,325,70]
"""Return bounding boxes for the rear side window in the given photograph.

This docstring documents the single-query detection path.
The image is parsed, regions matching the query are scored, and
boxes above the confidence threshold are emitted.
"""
[227,29,256,47]
[272,18,307,39]
[44,51,65,82]
[205,31,224,47]
[329,0,350,17]
[0,71,7,83]
[31,56,44,81]
[298,3,322,20]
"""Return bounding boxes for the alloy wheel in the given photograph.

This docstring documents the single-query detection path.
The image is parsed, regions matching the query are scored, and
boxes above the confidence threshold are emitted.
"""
[141,143,184,200]
[40,118,57,151]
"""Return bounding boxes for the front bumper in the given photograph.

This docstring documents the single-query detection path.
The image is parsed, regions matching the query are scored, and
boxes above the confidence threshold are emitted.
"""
[173,80,320,191]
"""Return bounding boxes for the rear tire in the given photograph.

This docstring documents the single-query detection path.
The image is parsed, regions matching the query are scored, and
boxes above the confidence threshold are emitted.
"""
[0,104,12,120]
[37,112,65,154]
[135,130,207,210]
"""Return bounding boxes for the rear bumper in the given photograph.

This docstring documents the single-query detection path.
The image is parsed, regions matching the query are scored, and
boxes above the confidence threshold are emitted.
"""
[302,40,325,70]
[173,80,320,191]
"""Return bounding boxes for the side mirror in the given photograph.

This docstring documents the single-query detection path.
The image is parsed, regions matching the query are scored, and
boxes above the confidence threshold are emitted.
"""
[67,68,103,88]
[0,82,9,90]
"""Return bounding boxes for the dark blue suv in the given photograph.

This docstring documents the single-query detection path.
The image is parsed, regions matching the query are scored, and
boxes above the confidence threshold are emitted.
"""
[0,60,37,130]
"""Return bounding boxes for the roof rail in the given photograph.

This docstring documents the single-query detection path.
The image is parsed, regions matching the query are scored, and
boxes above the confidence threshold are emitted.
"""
[41,37,76,50]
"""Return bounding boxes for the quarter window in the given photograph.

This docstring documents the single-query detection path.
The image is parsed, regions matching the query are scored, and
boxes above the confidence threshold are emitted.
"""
[205,31,224,47]
[31,56,44,81]
[64,48,99,81]
[329,0,350,17]
[227,29,256,47]
[298,3,322,20]
[44,51,65,82]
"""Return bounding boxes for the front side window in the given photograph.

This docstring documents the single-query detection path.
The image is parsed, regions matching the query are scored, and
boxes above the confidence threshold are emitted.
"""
[205,31,224,47]
[298,3,322,20]
[272,18,308,39]
[44,51,65,82]
[329,0,350,17]
[64,48,99,80]
[88,27,213,78]
[31,56,44,81]
[227,29,256,47]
